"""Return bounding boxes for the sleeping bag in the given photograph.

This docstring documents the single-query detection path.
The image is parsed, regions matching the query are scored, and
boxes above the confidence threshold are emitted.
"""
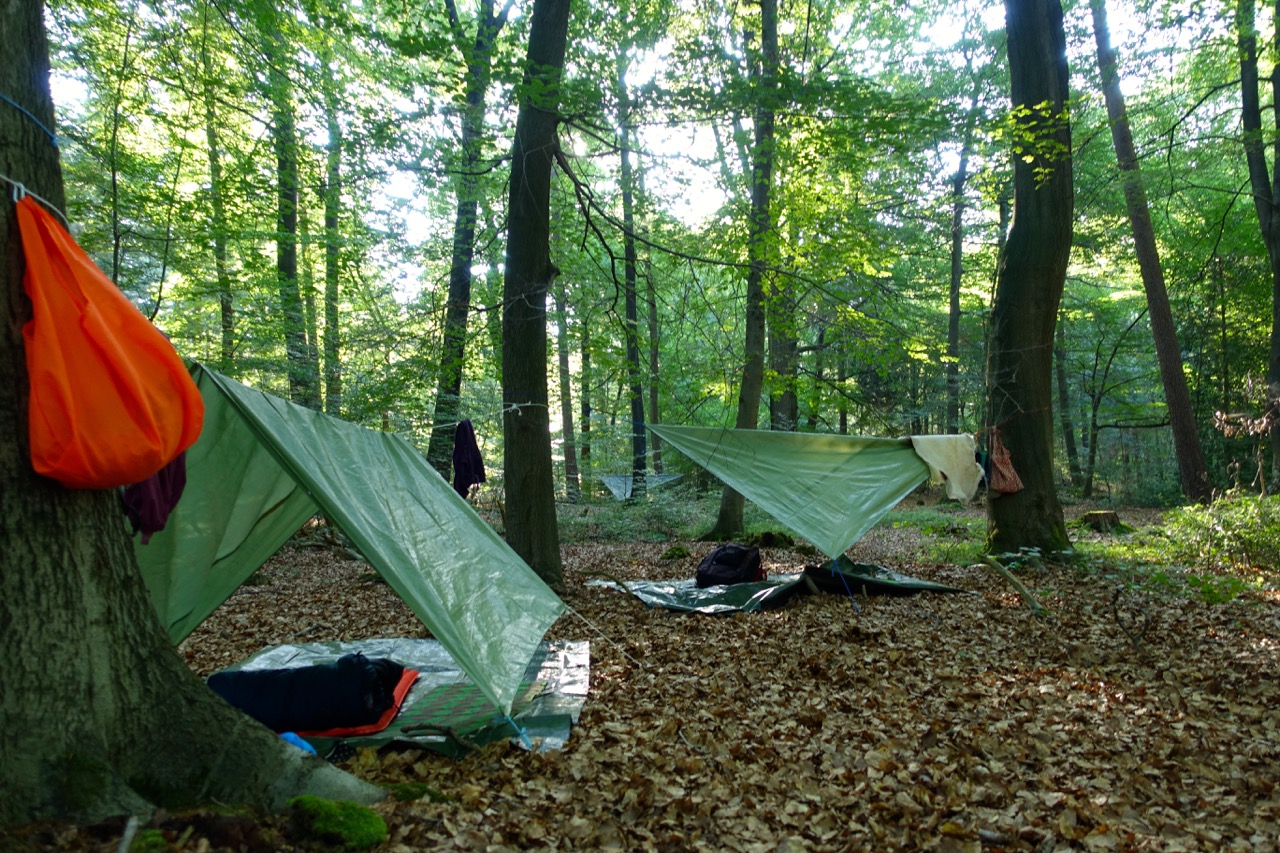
[207,653,403,733]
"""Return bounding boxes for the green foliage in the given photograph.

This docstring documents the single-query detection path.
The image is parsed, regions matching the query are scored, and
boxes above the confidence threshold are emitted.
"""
[884,505,986,566]
[1164,491,1280,578]
[128,829,170,853]
[286,795,387,851]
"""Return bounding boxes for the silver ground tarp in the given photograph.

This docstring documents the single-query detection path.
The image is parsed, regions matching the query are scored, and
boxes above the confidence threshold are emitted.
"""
[218,638,589,757]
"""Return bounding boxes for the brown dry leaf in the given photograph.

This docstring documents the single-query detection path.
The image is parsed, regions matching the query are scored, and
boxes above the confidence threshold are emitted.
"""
[20,506,1280,852]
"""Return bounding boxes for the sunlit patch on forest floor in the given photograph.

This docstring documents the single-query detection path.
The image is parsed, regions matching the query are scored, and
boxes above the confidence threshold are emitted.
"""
[8,505,1279,852]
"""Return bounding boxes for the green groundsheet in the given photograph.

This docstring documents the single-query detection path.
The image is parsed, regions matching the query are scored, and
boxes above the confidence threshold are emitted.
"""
[590,560,966,614]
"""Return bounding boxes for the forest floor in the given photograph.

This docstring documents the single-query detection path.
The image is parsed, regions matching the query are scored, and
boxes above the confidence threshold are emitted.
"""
[8,504,1280,852]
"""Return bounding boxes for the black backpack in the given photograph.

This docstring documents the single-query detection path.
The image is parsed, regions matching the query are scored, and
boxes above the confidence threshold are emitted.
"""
[696,543,765,588]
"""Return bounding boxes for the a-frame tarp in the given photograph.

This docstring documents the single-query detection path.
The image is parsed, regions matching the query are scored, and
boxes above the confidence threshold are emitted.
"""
[648,424,934,560]
[136,364,566,715]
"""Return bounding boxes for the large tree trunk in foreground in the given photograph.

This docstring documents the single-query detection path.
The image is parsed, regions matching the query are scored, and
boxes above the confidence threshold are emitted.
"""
[986,0,1073,555]
[501,0,570,591]
[1091,0,1210,503]
[0,0,380,825]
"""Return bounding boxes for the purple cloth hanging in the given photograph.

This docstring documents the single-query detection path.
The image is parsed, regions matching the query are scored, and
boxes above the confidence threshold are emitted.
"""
[451,419,486,498]
[122,451,188,543]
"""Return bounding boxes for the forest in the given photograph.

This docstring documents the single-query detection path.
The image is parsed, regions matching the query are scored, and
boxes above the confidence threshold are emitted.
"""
[3,0,1280,848]
[29,0,1279,510]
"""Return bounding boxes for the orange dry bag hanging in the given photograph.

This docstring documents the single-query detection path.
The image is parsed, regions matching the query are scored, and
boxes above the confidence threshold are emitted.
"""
[17,195,203,489]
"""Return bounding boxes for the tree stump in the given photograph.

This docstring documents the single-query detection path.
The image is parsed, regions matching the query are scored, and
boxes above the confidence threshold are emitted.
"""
[1079,510,1121,533]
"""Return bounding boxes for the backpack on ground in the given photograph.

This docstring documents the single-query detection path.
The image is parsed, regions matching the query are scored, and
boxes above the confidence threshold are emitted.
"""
[696,543,765,588]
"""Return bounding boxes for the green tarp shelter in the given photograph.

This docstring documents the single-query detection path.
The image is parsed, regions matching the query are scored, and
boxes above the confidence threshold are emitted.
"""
[648,424,979,560]
[136,364,566,716]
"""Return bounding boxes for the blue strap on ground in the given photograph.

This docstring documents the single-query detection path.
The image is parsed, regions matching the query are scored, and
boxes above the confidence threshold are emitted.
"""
[828,561,863,613]
[505,715,533,749]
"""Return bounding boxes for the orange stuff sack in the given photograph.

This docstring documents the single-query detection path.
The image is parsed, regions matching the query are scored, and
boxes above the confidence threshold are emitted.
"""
[17,196,203,489]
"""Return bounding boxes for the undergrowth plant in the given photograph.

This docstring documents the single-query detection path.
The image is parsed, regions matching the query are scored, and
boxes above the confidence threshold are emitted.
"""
[1077,494,1278,604]
[884,504,986,566]
[1164,490,1280,579]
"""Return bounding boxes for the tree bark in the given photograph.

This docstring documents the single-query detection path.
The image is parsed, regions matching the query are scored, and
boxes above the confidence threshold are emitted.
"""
[986,0,1073,555]
[646,254,663,472]
[552,285,581,502]
[263,8,318,409]
[502,0,570,591]
[0,0,381,824]
[709,0,777,540]
[946,124,974,434]
[200,34,235,374]
[321,47,343,417]
[617,56,648,499]
[425,0,512,478]
[580,318,592,464]
[1236,0,1280,490]
[1091,0,1210,502]
[1055,319,1082,486]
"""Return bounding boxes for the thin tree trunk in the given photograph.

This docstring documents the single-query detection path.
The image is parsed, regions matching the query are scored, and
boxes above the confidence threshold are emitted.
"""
[617,58,648,499]
[425,0,513,478]
[263,10,317,408]
[321,49,343,416]
[553,286,581,502]
[636,146,663,474]
[1237,0,1280,489]
[1055,318,1082,486]
[201,37,234,373]
[580,318,592,465]
[808,325,826,430]
[1091,0,1210,502]
[708,0,777,540]
[646,255,663,472]
[987,0,1073,555]
[501,0,570,591]
[946,128,974,434]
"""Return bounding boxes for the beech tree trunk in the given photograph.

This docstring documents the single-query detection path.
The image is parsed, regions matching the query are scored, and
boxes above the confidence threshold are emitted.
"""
[321,46,344,417]
[553,285,581,502]
[425,0,513,478]
[617,57,647,499]
[1236,0,1280,490]
[1055,320,1083,486]
[501,0,570,591]
[986,0,1073,555]
[0,0,380,824]
[262,7,318,408]
[708,0,777,540]
[1091,0,1210,503]
[201,36,235,374]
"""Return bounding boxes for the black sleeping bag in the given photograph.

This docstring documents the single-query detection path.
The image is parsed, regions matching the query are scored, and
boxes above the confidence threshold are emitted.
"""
[207,653,404,732]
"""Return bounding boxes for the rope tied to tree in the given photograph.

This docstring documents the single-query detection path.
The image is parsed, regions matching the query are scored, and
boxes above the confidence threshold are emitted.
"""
[0,92,60,148]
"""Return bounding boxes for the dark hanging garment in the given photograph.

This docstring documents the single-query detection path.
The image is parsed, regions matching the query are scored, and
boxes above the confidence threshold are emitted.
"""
[123,451,188,544]
[451,419,486,498]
